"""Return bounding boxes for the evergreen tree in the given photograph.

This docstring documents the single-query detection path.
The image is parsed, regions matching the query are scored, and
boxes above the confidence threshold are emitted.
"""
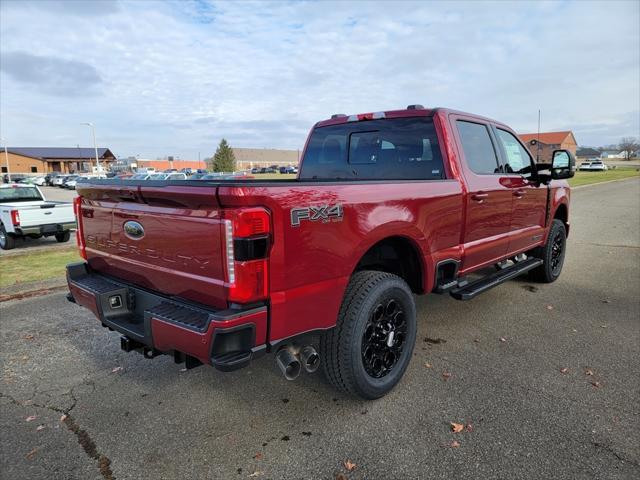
[211,139,236,172]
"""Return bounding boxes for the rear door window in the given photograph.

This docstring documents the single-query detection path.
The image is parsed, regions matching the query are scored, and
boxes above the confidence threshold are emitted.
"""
[300,117,445,180]
[456,121,500,175]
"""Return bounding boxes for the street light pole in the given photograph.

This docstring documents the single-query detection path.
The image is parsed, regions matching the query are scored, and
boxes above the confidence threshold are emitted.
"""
[0,137,10,182]
[81,122,102,174]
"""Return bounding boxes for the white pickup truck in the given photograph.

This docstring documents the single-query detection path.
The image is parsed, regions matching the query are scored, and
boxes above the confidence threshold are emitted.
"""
[0,184,76,250]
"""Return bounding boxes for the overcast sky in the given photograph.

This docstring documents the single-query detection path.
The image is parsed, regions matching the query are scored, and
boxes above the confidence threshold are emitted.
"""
[1,0,638,159]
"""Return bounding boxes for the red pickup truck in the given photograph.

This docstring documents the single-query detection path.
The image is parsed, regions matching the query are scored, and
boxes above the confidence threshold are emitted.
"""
[66,106,574,399]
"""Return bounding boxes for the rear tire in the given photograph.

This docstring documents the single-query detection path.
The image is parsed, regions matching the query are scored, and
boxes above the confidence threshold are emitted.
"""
[529,219,567,283]
[0,224,16,250]
[55,231,71,243]
[321,271,417,400]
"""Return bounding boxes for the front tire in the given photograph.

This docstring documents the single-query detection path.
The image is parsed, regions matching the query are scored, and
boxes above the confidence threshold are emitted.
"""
[529,219,567,283]
[321,271,417,400]
[55,231,71,243]
[0,224,16,250]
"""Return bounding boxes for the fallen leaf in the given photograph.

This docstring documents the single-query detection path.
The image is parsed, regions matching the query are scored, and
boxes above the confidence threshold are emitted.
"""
[23,334,34,340]
[344,460,357,471]
[465,423,474,433]
[601,299,610,304]
[25,448,38,460]
[254,452,263,460]
[111,366,123,373]
[60,414,68,422]
[25,415,37,422]
[522,285,538,293]
[36,424,45,431]
[450,422,464,433]
[585,368,594,376]
[442,372,452,380]
[560,368,569,374]
[248,471,263,478]
[591,381,601,388]
[336,474,347,480]
[546,305,554,310]
[424,337,447,344]
[572,329,578,333]
[499,337,506,342]
[600,325,607,329]
[424,362,433,369]
[450,440,461,448]
[473,338,480,343]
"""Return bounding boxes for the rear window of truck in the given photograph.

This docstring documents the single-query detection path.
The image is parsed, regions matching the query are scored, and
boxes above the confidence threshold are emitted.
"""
[300,117,445,180]
[0,186,43,202]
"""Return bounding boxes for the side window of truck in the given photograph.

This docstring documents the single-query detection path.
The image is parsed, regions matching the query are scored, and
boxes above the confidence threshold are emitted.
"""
[456,121,501,175]
[495,129,534,179]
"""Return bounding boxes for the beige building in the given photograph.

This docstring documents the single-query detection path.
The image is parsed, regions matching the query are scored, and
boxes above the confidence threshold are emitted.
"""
[1,147,115,175]
[232,148,300,169]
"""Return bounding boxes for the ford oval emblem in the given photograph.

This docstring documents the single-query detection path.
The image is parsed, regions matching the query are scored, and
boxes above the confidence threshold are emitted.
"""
[123,220,145,240]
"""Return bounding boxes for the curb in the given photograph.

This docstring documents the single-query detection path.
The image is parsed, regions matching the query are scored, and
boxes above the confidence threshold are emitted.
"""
[572,176,640,190]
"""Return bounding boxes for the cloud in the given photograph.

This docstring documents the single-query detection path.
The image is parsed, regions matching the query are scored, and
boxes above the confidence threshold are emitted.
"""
[0,0,638,158]
[1,51,102,96]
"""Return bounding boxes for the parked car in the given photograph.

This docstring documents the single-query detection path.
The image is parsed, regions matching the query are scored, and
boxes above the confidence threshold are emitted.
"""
[188,173,208,180]
[32,176,47,186]
[180,168,193,175]
[251,167,261,174]
[62,175,79,189]
[279,166,298,174]
[0,184,75,249]
[66,105,574,400]
[45,172,61,186]
[589,161,608,171]
[53,175,71,187]
[579,161,593,171]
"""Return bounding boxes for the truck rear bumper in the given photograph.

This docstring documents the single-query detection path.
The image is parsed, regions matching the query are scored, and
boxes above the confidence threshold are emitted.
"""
[66,262,267,371]
[17,221,76,236]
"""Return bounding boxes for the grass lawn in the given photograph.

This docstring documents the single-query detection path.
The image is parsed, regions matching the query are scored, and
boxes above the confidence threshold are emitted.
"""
[568,167,640,187]
[0,248,79,288]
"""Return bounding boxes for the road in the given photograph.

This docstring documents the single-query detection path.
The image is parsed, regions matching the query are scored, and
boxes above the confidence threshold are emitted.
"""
[1,179,639,480]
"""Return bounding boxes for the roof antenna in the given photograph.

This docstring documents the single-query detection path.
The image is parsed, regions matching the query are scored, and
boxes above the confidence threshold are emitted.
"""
[537,109,541,163]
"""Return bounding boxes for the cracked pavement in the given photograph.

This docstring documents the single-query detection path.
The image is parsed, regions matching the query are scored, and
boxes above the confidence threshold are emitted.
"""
[1,179,639,479]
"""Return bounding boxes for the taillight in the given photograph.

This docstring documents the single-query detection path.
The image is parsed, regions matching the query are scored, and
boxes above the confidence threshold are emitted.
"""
[10,210,20,226]
[74,196,87,260]
[223,208,271,304]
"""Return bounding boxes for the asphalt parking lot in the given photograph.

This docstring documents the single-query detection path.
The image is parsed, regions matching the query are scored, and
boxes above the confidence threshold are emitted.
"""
[1,179,639,480]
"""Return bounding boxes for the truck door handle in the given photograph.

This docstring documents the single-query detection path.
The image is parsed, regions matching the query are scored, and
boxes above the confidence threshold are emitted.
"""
[471,193,488,202]
[514,189,526,198]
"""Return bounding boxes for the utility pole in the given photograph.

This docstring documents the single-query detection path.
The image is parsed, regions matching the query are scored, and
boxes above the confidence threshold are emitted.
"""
[1,138,10,182]
[81,122,102,173]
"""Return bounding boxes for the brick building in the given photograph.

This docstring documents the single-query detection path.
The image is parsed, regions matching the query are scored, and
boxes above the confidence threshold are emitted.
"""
[1,147,115,175]
[517,131,577,163]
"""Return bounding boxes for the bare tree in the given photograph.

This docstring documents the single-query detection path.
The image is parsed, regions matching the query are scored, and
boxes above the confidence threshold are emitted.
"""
[619,137,639,161]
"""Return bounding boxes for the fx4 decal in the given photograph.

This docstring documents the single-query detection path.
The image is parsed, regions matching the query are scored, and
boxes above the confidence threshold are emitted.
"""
[291,204,344,227]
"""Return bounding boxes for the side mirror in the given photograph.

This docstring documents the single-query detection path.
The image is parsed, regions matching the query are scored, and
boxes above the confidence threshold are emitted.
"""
[551,150,576,179]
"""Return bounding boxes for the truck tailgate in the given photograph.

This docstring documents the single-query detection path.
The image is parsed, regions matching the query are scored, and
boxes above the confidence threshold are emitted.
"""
[12,202,75,227]
[78,184,228,309]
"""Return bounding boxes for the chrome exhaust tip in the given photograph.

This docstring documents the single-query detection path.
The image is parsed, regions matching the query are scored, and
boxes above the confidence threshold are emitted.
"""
[276,348,301,381]
[300,346,320,373]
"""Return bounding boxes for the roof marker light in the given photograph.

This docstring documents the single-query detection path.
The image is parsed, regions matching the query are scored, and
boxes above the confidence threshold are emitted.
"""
[331,114,347,119]
[407,104,425,110]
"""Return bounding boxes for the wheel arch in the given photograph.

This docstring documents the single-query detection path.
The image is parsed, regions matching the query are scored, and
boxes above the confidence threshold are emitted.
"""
[351,234,428,294]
